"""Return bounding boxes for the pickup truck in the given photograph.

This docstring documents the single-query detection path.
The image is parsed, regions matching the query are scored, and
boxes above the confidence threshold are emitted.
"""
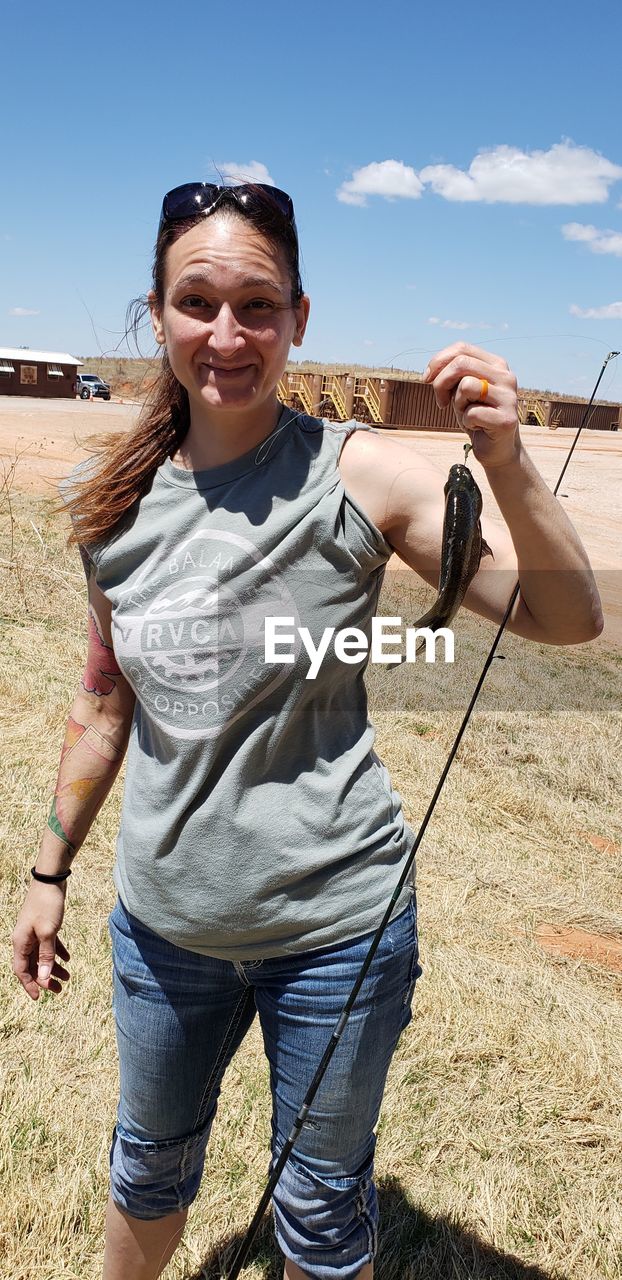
[76,373,111,400]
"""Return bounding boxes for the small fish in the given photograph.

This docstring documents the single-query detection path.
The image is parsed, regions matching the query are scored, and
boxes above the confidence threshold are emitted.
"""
[411,462,493,639]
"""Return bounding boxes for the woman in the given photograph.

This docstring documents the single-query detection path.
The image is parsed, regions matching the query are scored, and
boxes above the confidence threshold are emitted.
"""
[12,182,602,1280]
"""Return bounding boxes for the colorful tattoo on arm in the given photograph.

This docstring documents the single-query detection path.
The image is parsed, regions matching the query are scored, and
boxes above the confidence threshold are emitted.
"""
[82,606,123,697]
[47,795,76,852]
[47,716,123,852]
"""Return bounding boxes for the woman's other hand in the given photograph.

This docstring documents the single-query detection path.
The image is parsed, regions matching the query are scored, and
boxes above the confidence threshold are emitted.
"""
[12,882,71,1000]
[423,342,519,470]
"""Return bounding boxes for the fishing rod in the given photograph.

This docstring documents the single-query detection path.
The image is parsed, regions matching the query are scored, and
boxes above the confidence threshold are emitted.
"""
[553,351,619,493]
[221,349,619,1280]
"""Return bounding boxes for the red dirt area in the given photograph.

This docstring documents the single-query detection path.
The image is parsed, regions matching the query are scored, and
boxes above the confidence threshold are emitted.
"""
[0,395,142,498]
[576,831,621,856]
[535,924,622,974]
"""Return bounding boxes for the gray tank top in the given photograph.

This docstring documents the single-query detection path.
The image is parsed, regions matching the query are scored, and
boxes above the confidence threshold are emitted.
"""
[78,406,416,959]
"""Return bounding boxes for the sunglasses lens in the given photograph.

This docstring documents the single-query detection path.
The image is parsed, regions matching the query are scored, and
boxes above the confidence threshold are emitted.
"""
[236,186,294,220]
[162,183,220,221]
[272,188,295,219]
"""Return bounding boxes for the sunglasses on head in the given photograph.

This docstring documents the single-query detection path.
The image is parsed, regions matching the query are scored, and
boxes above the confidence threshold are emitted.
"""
[159,182,297,232]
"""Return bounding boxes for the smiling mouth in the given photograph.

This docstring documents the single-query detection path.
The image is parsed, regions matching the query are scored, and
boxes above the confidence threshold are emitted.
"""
[204,363,252,374]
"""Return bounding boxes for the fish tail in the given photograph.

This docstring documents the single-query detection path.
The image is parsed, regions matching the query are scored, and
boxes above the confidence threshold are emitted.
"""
[410,607,451,633]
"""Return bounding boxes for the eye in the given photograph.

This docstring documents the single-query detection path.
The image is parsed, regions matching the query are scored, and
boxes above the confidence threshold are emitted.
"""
[179,294,212,310]
[245,298,275,311]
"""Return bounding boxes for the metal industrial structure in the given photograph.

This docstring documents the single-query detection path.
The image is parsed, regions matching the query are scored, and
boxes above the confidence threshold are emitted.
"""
[517,392,620,432]
[278,369,458,430]
[278,369,622,432]
[0,347,82,398]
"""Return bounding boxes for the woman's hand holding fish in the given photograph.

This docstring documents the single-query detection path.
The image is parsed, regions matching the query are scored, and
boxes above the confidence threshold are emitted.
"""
[423,342,520,470]
[417,341,603,642]
[340,337,603,643]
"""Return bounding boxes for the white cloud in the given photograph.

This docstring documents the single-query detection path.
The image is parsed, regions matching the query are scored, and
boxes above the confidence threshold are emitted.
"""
[562,222,622,256]
[217,160,276,186]
[427,316,491,331]
[337,160,423,207]
[428,317,470,330]
[9,306,40,316]
[562,222,598,242]
[338,142,622,210]
[420,142,622,204]
[569,301,622,320]
[363,339,374,347]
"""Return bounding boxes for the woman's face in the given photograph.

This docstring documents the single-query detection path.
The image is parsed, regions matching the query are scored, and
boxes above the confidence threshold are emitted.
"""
[149,215,309,422]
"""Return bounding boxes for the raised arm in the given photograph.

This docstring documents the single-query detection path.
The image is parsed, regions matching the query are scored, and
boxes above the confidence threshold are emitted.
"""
[12,557,136,1000]
[339,344,603,645]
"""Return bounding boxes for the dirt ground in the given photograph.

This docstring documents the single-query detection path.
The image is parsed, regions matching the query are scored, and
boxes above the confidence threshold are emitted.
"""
[535,923,622,972]
[1,393,620,649]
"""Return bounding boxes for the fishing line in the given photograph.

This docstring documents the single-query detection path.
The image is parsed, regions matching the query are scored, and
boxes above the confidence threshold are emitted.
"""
[383,333,615,367]
[220,349,618,1280]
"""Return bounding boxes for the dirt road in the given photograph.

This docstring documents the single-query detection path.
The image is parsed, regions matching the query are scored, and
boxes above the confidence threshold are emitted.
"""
[2,393,620,647]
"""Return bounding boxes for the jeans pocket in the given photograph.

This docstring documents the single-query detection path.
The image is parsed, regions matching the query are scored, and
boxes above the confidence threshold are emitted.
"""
[402,894,422,1010]
[108,894,131,941]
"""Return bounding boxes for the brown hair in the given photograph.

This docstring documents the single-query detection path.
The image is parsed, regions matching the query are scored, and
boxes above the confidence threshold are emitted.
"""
[63,188,303,551]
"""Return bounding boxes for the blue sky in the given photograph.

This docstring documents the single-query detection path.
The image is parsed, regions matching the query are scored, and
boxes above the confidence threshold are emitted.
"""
[2,0,621,397]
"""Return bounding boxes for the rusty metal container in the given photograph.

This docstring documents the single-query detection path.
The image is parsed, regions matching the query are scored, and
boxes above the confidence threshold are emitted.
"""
[281,368,622,432]
[384,378,459,430]
[548,399,621,432]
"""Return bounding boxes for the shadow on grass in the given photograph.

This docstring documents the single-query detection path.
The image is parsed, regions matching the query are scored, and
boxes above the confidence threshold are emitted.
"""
[184,1175,564,1279]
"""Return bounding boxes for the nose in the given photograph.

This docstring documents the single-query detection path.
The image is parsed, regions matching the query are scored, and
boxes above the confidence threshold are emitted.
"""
[207,302,246,359]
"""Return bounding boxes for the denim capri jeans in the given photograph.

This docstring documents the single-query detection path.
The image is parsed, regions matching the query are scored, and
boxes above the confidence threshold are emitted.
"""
[107,891,421,1280]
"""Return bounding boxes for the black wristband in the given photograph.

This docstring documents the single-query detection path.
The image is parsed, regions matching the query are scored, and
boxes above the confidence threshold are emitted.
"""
[31,866,72,884]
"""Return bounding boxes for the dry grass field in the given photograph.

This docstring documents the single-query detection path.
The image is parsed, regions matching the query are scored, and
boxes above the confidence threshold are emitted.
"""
[1,397,621,1279]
